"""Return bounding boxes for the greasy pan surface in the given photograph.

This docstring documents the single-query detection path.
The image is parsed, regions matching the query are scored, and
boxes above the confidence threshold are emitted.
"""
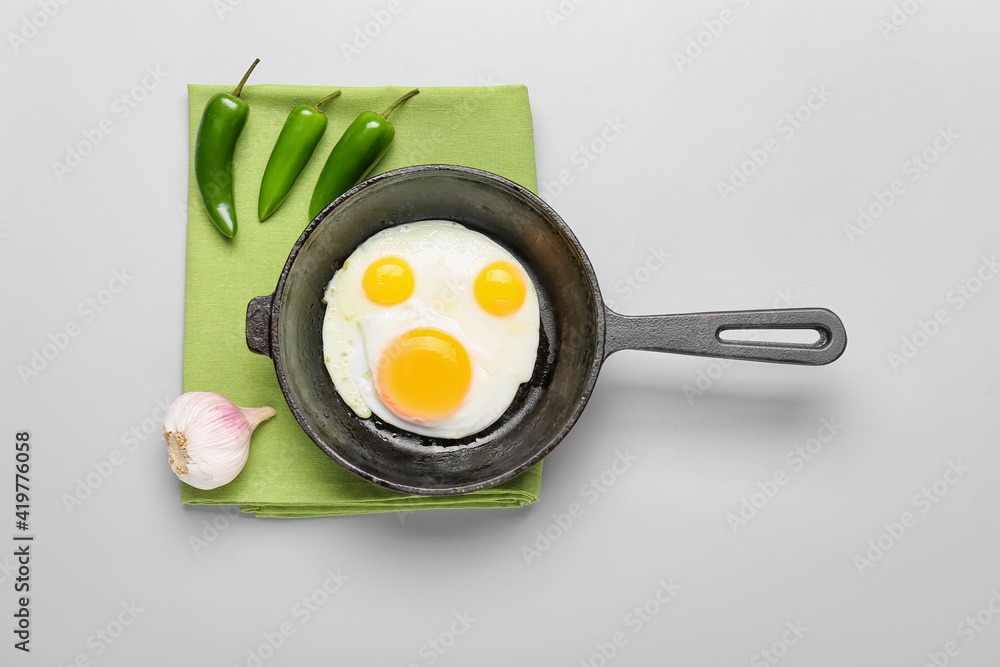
[260,165,606,495]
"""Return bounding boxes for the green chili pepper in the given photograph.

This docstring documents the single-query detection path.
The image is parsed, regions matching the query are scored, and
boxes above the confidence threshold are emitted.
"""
[194,58,260,238]
[308,88,420,220]
[258,90,342,221]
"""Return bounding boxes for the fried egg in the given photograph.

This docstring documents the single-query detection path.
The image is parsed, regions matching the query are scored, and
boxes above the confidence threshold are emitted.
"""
[322,220,540,439]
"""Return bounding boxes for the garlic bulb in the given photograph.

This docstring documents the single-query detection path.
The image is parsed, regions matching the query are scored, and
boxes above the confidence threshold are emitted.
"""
[162,392,276,490]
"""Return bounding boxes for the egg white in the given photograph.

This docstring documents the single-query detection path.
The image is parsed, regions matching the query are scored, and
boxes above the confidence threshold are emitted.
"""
[321,220,540,439]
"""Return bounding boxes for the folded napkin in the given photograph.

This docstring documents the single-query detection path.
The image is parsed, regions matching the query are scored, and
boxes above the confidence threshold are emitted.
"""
[182,83,542,517]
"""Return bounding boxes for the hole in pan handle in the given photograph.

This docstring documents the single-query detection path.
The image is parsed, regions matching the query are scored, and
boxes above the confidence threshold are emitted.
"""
[603,307,847,365]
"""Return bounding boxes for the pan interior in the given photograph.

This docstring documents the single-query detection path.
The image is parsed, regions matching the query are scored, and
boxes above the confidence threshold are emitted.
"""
[275,167,602,494]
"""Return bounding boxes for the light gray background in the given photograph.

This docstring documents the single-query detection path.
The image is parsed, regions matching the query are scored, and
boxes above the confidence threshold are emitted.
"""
[2,1,998,665]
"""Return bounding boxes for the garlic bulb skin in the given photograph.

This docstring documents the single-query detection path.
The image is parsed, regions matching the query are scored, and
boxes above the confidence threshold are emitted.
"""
[163,392,276,490]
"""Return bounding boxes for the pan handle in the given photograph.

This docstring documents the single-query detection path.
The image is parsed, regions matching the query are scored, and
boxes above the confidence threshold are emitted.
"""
[603,307,847,365]
[246,294,274,357]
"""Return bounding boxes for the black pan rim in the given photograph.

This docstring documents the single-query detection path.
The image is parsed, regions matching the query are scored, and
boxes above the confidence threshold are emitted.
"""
[269,164,607,496]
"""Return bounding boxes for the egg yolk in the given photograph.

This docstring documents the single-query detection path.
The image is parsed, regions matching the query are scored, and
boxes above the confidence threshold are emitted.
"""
[474,261,526,316]
[377,328,471,421]
[362,256,413,305]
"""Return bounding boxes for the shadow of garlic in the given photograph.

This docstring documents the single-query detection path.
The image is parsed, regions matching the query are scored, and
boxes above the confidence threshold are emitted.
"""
[162,392,276,490]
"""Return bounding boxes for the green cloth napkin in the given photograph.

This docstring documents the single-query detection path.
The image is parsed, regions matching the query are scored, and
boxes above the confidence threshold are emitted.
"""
[182,83,542,517]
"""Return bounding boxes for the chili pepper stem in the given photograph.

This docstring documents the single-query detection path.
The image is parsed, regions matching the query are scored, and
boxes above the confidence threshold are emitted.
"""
[380,88,419,120]
[313,90,342,111]
[231,58,261,98]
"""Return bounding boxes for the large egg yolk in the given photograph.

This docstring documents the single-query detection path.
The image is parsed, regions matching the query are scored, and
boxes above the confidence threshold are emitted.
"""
[474,261,526,316]
[363,256,413,305]
[377,328,471,421]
